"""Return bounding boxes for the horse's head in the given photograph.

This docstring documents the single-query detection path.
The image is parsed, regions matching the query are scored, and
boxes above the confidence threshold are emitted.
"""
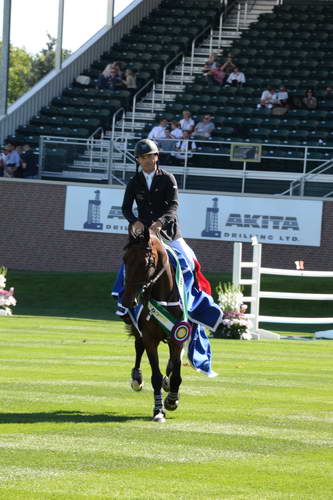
[122,225,159,308]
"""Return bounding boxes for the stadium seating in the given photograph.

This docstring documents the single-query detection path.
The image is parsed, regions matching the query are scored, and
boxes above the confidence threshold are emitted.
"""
[8,0,222,147]
[157,0,333,153]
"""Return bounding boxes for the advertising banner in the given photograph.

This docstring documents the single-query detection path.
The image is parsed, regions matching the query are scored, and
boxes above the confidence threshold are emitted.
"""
[64,186,323,246]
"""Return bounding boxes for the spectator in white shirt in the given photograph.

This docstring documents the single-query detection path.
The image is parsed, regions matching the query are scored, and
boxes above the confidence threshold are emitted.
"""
[276,86,289,106]
[179,110,195,133]
[258,87,279,109]
[173,131,197,162]
[148,118,168,147]
[160,121,183,153]
[226,67,246,87]
[3,140,21,177]
[170,120,183,140]
[0,147,7,177]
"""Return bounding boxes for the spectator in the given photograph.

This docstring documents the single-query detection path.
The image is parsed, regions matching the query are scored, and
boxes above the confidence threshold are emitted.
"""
[108,69,124,90]
[21,144,38,179]
[112,61,125,77]
[226,67,246,87]
[148,118,168,147]
[202,63,212,81]
[170,120,183,140]
[192,114,215,139]
[123,68,137,104]
[302,89,317,110]
[276,86,289,107]
[210,64,226,86]
[221,54,236,78]
[161,121,183,154]
[173,131,197,162]
[123,68,136,89]
[97,64,113,89]
[271,86,289,115]
[97,64,124,90]
[3,140,21,177]
[206,53,219,70]
[258,87,278,109]
[0,147,6,177]
[179,110,195,133]
[324,87,333,98]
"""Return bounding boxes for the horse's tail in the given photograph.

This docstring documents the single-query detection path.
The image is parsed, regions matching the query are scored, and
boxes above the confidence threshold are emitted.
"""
[125,323,141,339]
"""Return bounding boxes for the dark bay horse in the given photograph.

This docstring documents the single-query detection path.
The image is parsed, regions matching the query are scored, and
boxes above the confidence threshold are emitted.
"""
[121,225,186,422]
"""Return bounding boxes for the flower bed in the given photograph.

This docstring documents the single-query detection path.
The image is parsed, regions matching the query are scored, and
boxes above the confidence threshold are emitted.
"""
[0,267,16,316]
[214,282,252,340]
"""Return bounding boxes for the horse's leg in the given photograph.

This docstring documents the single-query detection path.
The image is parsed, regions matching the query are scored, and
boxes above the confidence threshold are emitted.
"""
[162,343,184,392]
[131,334,145,392]
[162,356,172,392]
[164,343,182,411]
[145,342,165,422]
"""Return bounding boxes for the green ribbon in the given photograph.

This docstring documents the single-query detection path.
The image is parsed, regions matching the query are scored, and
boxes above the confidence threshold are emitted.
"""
[148,242,188,334]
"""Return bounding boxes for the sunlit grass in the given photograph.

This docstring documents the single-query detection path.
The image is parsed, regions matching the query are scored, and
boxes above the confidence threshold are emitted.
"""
[0,315,333,499]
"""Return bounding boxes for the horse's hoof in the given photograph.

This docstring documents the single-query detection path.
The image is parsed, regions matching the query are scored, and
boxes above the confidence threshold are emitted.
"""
[131,379,144,391]
[152,411,166,423]
[131,368,143,391]
[164,396,179,411]
[162,376,170,392]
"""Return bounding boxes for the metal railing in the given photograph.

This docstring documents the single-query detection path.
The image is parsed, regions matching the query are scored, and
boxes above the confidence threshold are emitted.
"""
[110,107,126,182]
[190,24,214,76]
[88,126,105,169]
[161,52,184,103]
[38,135,333,197]
[281,158,333,197]
[131,79,156,130]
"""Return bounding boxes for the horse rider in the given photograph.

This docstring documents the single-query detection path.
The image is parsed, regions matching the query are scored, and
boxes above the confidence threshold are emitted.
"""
[122,139,210,289]
[116,138,222,354]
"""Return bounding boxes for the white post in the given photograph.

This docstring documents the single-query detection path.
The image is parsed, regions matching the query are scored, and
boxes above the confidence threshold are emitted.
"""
[218,13,223,49]
[55,0,65,70]
[232,242,242,287]
[209,27,213,53]
[151,82,155,112]
[0,0,11,116]
[236,3,241,32]
[244,1,248,27]
[161,68,167,103]
[180,55,185,85]
[190,40,195,76]
[106,0,115,26]
[250,242,262,332]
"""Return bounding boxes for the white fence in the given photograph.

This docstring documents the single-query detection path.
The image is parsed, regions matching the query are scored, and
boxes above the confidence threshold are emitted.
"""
[232,241,333,331]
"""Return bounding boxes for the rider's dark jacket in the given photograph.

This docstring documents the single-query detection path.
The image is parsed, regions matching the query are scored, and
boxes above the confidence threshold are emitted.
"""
[122,167,181,241]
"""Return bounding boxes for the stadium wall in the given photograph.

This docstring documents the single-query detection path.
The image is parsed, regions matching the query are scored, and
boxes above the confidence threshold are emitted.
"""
[1,179,332,273]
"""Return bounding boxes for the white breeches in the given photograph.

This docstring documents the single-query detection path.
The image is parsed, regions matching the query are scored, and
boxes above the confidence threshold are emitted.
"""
[169,237,196,271]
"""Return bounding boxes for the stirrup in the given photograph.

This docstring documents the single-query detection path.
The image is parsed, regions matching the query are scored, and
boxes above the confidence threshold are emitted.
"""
[116,305,129,317]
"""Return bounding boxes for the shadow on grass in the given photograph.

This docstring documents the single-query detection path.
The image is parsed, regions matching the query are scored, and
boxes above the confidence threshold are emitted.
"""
[0,410,150,424]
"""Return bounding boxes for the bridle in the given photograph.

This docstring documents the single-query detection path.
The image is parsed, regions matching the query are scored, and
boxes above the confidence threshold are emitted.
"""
[124,243,168,298]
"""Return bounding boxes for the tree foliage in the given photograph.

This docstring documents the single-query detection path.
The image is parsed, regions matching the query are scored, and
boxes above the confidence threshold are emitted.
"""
[7,45,33,105]
[2,34,71,106]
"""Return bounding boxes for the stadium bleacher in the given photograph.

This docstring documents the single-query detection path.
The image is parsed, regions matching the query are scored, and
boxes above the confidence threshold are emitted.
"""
[4,0,333,197]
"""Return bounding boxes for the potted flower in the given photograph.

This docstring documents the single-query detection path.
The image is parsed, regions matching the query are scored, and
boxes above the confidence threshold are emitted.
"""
[214,282,252,339]
[0,267,16,316]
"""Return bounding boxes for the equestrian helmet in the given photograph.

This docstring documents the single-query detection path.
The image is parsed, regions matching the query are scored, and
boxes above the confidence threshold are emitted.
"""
[134,139,159,158]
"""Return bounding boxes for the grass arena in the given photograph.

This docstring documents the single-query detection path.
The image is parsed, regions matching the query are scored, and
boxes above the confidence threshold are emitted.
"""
[0,270,332,500]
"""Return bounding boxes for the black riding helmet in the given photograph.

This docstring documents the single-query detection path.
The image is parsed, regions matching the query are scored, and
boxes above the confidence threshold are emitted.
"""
[134,139,159,158]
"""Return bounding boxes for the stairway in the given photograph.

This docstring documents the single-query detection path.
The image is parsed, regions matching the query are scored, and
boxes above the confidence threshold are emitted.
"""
[109,0,277,145]
[57,0,277,182]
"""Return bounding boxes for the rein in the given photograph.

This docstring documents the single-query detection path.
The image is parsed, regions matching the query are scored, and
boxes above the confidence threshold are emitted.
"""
[124,239,168,296]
